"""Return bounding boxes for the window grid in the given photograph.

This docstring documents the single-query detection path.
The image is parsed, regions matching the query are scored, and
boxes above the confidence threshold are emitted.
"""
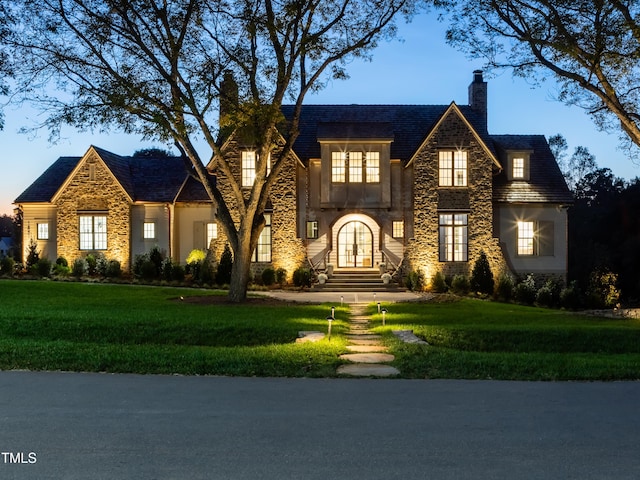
[392,221,404,239]
[37,223,49,240]
[517,221,535,255]
[143,222,155,239]
[366,152,380,183]
[306,221,318,239]
[439,214,468,262]
[206,223,218,248]
[79,215,107,251]
[242,151,256,187]
[349,152,363,183]
[439,151,468,187]
[331,152,346,183]
[254,214,272,262]
[513,157,525,178]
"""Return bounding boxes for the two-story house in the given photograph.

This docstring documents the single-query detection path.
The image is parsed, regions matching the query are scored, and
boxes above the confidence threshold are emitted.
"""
[15,71,573,284]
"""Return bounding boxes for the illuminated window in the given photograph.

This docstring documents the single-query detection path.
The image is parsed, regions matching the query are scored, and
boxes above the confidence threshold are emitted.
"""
[306,220,318,239]
[37,223,49,240]
[253,213,271,262]
[79,215,107,250]
[392,221,404,239]
[143,222,156,239]
[242,151,256,187]
[349,151,363,183]
[517,221,535,255]
[332,152,346,183]
[513,157,525,179]
[439,214,468,262]
[366,152,380,183]
[206,223,218,248]
[439,151,467,187]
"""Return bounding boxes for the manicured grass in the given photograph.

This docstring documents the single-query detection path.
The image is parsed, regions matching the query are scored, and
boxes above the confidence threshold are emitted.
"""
[368,297,640,380]
[2,280,639,380]
[0,280,348,377]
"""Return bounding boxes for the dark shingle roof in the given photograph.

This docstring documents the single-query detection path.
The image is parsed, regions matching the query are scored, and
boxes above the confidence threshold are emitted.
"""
[14,147,199,205]
[282,104,493,164]
[14,156,81,203]
[492,135,573,204]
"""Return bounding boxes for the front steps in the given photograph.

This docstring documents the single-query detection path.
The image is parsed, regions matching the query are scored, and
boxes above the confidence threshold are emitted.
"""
[313,269,404,292]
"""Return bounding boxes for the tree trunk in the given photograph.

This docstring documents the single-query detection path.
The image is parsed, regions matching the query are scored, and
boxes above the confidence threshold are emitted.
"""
[227,231,254,303]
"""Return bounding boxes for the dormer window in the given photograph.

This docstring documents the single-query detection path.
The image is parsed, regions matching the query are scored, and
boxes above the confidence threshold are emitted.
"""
[513,157,525,179]
[507,151,531,181]
[241,150,271,187]
[332,151,381,184]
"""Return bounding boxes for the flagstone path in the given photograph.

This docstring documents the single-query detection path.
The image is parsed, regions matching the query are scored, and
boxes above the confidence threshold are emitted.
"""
[336,304,400,377]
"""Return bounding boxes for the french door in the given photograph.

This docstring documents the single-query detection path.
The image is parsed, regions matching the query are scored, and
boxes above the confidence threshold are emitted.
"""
[337,221,373,268]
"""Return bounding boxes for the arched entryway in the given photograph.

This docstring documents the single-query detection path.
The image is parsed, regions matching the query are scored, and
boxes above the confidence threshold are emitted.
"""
[337,221,373,268]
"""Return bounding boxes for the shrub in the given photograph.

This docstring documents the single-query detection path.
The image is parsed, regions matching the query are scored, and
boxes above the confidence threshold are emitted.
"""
[86,254,98,276]
[133,253,149,278]
[292,267,312,288]
[140,260,158,281]
[149,246,164,277]
[430,271,448,293]
[587,269,621,308]
[171,264,185,282]
[560,280,584,310]
[105,260,122,278]
[451,274,470,295]
[31,258,51,277]
[405,270,425,292]
[216,244,233,285]
[53,263,71,277]
[0,256,15,276]
[275,268,287,285]
[56,256,69,267]
[95,254,109,277]
[161,258,174,281]
[536,279,563,308]
[515,274,537,305]
[72,258,87,278]
[494,273,514,302]
[261,267,276,286]
[25,238,39,270]
[186,249,206,265]
[470,251,494,295]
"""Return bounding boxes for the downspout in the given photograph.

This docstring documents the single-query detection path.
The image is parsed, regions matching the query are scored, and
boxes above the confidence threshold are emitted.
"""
[168,203,175,262]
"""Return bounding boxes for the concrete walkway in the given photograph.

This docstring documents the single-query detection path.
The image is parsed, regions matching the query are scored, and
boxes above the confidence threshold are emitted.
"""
[336,303,400,377]
[261,289,424,304]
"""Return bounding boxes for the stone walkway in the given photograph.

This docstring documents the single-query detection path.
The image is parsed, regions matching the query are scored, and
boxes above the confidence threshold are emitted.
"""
[336,303,400,377]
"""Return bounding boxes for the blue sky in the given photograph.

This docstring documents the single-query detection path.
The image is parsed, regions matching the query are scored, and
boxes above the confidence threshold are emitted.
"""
[2,13,638,215]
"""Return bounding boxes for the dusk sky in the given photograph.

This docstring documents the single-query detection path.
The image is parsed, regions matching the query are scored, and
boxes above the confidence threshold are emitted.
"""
[2,13,638,216]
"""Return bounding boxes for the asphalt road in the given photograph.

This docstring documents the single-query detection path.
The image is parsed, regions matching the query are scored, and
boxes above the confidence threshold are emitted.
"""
[1,371,639,479]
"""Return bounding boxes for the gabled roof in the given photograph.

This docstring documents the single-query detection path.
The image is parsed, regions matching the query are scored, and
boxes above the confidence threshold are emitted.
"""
[15,156,81,203]
[492,135,573,204]
[281,103,493,163]
[15,146,202,205]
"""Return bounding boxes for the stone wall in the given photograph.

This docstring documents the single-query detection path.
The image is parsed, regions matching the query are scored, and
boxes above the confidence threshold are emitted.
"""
[55,150,132,269]
[211,136,306,280]
[406,108,507,286]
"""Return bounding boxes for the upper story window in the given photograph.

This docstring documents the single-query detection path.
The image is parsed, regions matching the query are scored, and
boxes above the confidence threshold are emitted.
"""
[241,151,271,187]
[332,151,381,184]
[512,157,525,179]
[439,151,467,187]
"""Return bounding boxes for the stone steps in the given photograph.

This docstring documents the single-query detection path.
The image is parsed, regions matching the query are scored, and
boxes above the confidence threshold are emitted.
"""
[336,303,400,378]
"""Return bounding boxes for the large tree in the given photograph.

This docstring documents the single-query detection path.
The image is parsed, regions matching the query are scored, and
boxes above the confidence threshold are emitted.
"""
[445,0,640,155]
[5,0,420,301]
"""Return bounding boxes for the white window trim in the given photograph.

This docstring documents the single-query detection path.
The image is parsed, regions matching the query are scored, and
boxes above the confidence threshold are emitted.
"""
[143,222,156,240]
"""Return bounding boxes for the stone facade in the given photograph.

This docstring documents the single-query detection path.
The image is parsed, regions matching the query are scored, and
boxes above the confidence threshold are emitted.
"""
[54,150,132,269]
[406,107,507,282]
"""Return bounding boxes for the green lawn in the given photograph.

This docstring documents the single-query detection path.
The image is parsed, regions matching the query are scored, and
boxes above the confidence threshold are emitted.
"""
[1,280,639,380]
[0,280,348,377]
[368,297,640,380]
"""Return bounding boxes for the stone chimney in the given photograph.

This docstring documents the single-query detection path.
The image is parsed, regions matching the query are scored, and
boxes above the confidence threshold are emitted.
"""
[218,70,238,142]
[468,70,487,132]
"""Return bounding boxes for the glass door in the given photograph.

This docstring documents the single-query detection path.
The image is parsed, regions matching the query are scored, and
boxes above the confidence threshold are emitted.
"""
[337,221,373,268]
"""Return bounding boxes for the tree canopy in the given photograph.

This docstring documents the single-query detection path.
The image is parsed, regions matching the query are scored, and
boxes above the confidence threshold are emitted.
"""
[4,0,421,301]
[445,0,640,157]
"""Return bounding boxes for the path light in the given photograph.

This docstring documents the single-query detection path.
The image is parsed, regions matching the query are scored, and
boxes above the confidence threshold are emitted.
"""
[331,306,335,318]
[377,302,381,313]
[341,295,344,306]
[326,315,334,341]
[373,292,376,302]
[381,308,387,326]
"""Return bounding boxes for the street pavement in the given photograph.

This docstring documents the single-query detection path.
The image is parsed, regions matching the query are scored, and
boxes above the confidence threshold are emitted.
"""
[1,371,639,479]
